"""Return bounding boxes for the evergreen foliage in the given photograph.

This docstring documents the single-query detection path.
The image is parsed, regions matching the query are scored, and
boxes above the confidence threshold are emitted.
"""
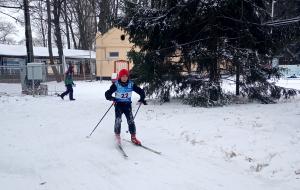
[117,0,300,106]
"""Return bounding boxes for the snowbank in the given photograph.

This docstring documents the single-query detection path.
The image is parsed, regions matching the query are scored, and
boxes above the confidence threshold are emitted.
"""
[0,81,299,190]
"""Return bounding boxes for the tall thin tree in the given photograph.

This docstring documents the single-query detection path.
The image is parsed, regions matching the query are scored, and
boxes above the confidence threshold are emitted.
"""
[53,0,65,74]
[47,0,61,82]
[24,0,34,63]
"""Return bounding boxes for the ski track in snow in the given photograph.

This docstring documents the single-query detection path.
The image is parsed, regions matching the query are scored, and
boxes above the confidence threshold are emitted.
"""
[0,80,300,190]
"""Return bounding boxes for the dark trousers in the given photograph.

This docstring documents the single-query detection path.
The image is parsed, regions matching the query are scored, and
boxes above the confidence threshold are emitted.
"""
[114,103,136,135]
[61,84,74,100]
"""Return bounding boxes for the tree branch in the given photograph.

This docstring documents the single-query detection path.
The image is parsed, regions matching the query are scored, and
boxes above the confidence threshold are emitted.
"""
[0,10,24,23]
[0,5,22,9]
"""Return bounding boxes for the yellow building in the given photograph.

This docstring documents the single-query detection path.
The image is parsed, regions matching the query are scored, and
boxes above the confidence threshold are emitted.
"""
[95,27,135,80]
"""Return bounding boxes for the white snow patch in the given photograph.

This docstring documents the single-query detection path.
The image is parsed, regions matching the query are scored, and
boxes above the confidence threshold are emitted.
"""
[0,80,299,190]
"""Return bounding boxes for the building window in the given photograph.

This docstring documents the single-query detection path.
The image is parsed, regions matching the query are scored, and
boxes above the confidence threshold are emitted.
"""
[109,52,119,58]
[120,35,126,41]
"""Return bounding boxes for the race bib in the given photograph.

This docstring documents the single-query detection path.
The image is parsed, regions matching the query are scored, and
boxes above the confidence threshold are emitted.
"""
[115,92,132,99]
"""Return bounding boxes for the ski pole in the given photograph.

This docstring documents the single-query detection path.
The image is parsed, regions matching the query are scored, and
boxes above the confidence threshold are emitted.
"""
[126,103,142,134]
[86,102,114,138]
[133,102,142,119]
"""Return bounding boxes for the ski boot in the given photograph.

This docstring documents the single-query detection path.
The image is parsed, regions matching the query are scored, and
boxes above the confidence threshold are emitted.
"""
[115,134,121,145]
[131,134,141,145]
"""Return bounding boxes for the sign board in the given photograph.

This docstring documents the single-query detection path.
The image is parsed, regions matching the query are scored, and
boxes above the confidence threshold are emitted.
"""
[27,62,45,80]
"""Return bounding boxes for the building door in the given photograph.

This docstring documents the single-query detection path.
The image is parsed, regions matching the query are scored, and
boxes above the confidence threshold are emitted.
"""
[114,60,129,73]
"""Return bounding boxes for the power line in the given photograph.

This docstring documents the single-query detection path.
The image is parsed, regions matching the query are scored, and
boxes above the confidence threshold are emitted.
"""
[263,16,300,26]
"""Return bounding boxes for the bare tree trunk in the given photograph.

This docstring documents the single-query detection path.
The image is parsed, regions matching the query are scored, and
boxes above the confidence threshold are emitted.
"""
[98,0,110,34]
[91,0,98,34]
[75,1,86,49]
[236,60,240,96]
[23,0,35,93]
[71,0,96,76]
[53,0,65,74]
[38,0,47,47]
[24,0,34,63]
[69,20,77,49]
[65,7,78,49]
[47,0,62,82]
[40,19,46,47]
[64,0,71,49]
[115,0,119,18]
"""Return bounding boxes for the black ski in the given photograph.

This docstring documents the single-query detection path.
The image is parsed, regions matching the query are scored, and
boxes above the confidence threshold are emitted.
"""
[123,139,162,155]
[117,144,128,158]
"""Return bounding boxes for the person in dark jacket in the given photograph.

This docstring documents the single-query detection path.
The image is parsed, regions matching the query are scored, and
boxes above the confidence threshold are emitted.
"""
[105,69,147,145]
[60,64,76,101]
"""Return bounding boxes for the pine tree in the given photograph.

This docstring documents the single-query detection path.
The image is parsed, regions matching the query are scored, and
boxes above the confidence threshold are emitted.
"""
[117,0,299,106]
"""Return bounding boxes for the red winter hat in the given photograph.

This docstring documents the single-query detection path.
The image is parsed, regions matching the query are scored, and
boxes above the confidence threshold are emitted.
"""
[118,69,129,79]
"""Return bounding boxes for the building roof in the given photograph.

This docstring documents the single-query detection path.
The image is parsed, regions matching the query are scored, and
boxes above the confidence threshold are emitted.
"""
[0,44,95,59]
[96,27,134,49]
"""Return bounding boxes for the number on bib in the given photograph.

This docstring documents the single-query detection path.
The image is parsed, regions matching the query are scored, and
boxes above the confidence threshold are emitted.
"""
[121,93,129,98]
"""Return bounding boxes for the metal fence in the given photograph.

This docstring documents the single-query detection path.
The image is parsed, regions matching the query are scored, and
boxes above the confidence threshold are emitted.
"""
[0,62,96,83]
[0,65,21,83]
[0,62,96,96]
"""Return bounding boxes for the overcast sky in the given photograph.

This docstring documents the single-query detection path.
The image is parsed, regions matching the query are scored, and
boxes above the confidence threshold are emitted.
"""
[0,8,36,42]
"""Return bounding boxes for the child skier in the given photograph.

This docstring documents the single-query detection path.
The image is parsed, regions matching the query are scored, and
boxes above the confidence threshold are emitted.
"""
[60,64,76,101]
[105,69,147,145]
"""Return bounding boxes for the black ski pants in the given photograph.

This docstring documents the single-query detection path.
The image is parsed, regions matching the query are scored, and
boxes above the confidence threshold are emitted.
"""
[114,102,136,135]
[61,84,74,100]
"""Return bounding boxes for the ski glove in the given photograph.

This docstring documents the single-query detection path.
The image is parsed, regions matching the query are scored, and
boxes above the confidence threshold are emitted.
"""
[72,83,76,87]
[109,97,116,102]
[138,99,147,105]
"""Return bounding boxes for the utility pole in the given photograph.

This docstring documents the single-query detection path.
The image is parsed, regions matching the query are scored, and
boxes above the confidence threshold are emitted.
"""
[271,0,276,19]
[89,33,102,81]
[236,0,244,96]
[271,0,277,34]
[269,0,277,78]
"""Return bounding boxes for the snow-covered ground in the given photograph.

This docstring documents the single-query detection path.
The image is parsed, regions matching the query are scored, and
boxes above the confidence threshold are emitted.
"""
[0,79,300,190]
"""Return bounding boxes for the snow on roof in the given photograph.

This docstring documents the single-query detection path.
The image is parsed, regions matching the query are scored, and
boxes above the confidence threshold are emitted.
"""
[0,44,95,59]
